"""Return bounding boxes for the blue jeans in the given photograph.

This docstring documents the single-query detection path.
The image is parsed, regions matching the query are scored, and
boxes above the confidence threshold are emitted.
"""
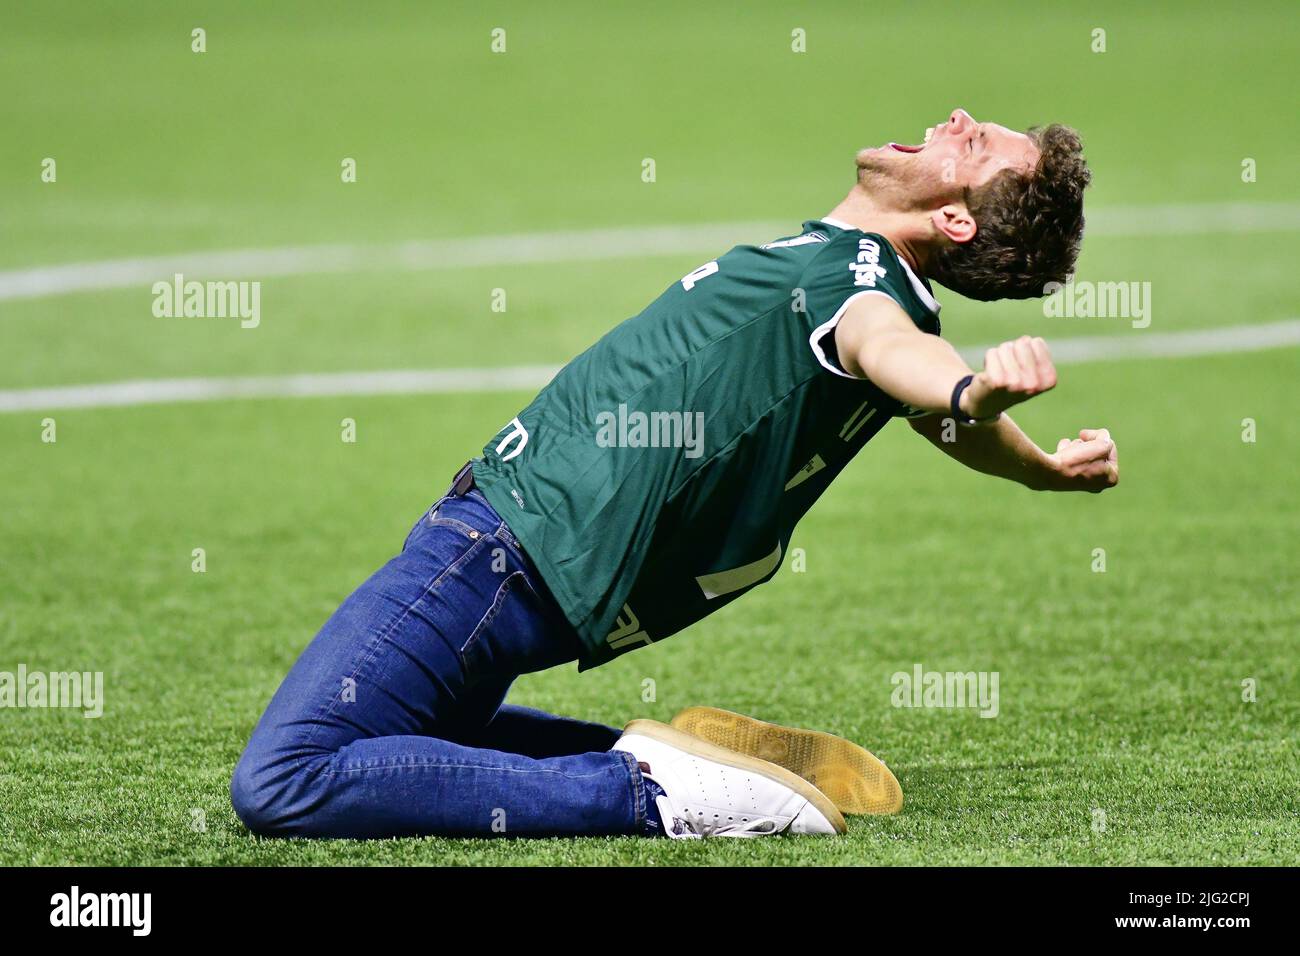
[230,488,644,838]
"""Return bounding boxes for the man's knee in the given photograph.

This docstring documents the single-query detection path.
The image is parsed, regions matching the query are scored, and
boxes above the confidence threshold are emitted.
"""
[230,745,313,837]
[230,749,274,835]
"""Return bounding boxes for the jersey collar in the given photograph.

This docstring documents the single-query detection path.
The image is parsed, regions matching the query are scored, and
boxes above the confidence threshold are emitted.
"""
[818,217,942,316]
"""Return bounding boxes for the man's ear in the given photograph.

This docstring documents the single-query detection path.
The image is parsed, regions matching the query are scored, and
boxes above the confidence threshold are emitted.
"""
[931,204,977,245]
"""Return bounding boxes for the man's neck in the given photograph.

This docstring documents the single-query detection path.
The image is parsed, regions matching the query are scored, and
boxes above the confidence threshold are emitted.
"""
[825,186,930,275]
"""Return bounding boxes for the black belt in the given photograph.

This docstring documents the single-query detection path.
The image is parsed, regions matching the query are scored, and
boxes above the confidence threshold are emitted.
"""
[449,460,476,497]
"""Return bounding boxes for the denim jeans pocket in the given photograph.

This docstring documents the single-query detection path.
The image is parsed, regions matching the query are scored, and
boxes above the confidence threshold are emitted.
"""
[459,569,579,684]
[403,496,449,550]
[428,515,483,540]
[459,570,526,677]
[404,496,490,554]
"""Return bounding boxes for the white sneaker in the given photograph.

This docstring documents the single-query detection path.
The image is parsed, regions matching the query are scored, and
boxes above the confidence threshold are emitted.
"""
[614,719,846,839]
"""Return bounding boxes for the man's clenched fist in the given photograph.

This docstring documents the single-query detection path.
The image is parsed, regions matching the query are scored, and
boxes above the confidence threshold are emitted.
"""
[1050,428,1119,492]
[961,335,1057,420]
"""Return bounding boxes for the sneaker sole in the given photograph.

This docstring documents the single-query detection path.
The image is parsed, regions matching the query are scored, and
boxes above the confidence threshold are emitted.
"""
[623,719,847,834]
[669,706,903,816]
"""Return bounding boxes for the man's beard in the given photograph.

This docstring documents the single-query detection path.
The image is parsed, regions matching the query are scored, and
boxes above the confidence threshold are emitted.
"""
[855,151,953,211]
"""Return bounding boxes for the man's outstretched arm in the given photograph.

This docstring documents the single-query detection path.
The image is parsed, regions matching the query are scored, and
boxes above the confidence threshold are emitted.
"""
[834,295,1119,493]
[907,413,1118,492]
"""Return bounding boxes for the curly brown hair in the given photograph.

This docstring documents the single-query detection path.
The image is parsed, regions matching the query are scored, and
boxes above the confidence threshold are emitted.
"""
[929,124,1091,301]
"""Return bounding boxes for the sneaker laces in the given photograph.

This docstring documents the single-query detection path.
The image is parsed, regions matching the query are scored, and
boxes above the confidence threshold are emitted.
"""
[655,796,783,839]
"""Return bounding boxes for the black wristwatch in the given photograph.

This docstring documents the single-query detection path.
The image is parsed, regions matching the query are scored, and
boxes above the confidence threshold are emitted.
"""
[950,374,999,426]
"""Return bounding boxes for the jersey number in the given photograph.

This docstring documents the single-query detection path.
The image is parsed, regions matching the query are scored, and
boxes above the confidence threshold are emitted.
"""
[680,261,719,291]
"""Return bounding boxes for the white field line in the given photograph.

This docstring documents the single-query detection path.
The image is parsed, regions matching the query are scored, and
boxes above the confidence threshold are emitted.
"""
[0,223,781,303]
[0,366,565,413]
[1,201,1298,304]
[1,320,1296,414]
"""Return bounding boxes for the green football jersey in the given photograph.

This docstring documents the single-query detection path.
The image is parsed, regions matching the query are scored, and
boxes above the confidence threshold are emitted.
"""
[473,218,942,670]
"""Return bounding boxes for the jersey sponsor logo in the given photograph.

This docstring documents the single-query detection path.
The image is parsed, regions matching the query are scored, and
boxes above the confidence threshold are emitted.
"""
[606,603,652,650]
[849,237,888,288]
[784,453,826,491]
[695,542,783,600]
[760,232,828,250]
[840,401,879,442]
[494,416,529,462]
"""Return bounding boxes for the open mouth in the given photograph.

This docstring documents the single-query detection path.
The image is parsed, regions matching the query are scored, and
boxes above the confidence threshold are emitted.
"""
[887,126,938,153]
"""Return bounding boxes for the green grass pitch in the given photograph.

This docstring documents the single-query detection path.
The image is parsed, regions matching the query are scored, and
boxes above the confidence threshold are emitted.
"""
[1,0,1296,865]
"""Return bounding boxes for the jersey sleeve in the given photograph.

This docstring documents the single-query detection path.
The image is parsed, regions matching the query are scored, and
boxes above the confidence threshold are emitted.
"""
[800,231,926,380]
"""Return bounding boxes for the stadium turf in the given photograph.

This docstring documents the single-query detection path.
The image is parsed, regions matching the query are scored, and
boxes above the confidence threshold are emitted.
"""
[1,0,1296,865]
